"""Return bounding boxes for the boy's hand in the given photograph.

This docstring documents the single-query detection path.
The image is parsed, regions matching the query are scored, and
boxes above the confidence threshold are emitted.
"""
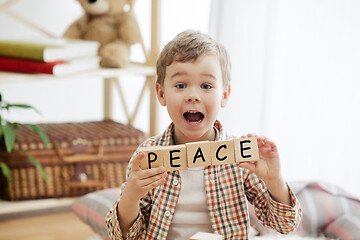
[117,152,167,235]
[123,151,168,201]
[238,134,292,206]
[238,134,281,184]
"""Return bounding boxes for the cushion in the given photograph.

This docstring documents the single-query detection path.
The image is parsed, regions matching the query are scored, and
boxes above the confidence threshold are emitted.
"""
[72,181,360,239]
[72,188,121,239]
[323,212,360,239]
[249,181,360,239]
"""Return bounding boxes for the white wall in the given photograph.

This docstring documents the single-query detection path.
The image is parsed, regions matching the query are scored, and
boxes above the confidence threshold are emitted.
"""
[0,0,210,135]
[214,0,360,198]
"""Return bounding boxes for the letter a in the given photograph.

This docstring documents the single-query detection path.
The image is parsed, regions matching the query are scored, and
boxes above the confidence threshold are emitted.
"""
[193,147,206,163]
[186,141,211,168]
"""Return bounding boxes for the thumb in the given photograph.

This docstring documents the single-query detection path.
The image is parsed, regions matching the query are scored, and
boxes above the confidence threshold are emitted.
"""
[131,151,145,171]
[238,162,256,173]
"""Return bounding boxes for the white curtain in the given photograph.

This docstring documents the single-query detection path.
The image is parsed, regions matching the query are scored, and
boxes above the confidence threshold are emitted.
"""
[212,0,360,197]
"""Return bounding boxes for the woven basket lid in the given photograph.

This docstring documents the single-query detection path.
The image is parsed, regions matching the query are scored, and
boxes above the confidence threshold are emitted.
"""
[12,120,145,151]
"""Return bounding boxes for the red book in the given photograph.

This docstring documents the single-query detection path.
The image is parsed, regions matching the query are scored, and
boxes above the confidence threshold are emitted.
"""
[0,56,100,76]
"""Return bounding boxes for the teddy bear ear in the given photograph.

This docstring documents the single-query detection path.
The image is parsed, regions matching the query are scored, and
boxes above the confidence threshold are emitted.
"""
[122,0,135,13]
[126,0,135,11]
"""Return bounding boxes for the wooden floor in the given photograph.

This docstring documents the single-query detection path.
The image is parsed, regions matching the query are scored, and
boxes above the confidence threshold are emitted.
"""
[0,211,94,240]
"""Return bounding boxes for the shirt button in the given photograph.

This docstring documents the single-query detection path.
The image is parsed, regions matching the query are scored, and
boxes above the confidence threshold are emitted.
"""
[165,211,171,217]
[286,212,292,217]
[172,179,179,186]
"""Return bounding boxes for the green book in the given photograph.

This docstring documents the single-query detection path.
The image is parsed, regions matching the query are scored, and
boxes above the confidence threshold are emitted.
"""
[0,39,100,62]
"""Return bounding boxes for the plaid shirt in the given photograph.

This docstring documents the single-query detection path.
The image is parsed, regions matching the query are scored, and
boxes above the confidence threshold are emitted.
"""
[106,120,301,240]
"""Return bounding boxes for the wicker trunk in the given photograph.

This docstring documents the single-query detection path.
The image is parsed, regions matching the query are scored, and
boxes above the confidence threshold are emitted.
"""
[0,120,145,201]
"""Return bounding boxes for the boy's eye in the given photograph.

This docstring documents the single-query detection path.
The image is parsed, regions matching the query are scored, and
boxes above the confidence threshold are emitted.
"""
[176,83,186,89]
[201,84,212,89]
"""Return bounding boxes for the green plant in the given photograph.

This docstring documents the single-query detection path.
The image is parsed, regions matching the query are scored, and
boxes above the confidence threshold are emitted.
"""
[0,93,49,186]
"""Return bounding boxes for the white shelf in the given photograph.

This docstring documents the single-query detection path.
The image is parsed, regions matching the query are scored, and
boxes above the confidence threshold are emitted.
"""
[0,197,75,220]
[0,62,159,135]
[0,63,156,83]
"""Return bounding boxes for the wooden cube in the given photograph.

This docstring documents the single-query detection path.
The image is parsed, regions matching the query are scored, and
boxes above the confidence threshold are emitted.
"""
[139,146,164,169]
[234,137,259,162]
[186,141,211,168]
[211,140,235,166]
[163,145,188,171]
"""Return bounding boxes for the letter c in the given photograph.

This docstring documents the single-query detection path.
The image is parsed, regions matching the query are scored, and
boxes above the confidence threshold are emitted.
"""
[216,144,227,161]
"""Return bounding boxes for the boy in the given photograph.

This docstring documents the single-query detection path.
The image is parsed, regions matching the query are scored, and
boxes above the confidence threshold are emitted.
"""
[106,30,301,240]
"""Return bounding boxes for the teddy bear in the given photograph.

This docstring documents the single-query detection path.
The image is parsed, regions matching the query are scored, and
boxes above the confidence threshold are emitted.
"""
[63,0,142,68]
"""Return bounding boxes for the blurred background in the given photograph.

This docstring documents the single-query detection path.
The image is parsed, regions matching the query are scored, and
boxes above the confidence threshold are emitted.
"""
[1,0,359,198]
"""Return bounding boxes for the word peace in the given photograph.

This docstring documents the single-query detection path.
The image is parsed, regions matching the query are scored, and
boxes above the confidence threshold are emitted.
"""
[139,137,259,171]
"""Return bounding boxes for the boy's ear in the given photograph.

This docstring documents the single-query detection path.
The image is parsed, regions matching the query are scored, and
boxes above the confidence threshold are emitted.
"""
[221,84,231,108]
[156,82,167,106]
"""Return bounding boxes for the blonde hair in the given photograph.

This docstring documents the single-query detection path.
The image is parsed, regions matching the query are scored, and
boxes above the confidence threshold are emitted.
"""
[156,30,231,86]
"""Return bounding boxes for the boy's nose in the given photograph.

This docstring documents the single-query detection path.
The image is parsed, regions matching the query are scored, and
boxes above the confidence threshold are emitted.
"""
[186,87,200,102]
[186,95,200,102]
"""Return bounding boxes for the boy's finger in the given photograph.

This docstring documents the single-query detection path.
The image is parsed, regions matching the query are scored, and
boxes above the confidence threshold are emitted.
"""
[139,166,166,179]
[142,172,168,187]
[144,175,167,191]
[247,133,257,138]
[131,151,145,171]
[238,162,256,173]
[264,138,278,151]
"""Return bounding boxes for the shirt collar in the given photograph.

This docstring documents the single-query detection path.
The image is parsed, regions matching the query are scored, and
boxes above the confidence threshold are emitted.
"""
[161,120,225,146]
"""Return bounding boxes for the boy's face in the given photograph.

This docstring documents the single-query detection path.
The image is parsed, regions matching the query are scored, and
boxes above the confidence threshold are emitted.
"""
[156,55,230,144]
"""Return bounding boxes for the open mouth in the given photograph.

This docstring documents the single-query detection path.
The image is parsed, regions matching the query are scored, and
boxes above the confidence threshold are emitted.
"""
[183,111,204,123]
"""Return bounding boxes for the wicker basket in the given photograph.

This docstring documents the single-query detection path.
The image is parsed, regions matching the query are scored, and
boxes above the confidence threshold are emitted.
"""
[0,120,145,201]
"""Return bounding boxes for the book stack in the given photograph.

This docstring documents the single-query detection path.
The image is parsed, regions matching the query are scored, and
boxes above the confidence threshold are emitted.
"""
[0,38,100,76]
